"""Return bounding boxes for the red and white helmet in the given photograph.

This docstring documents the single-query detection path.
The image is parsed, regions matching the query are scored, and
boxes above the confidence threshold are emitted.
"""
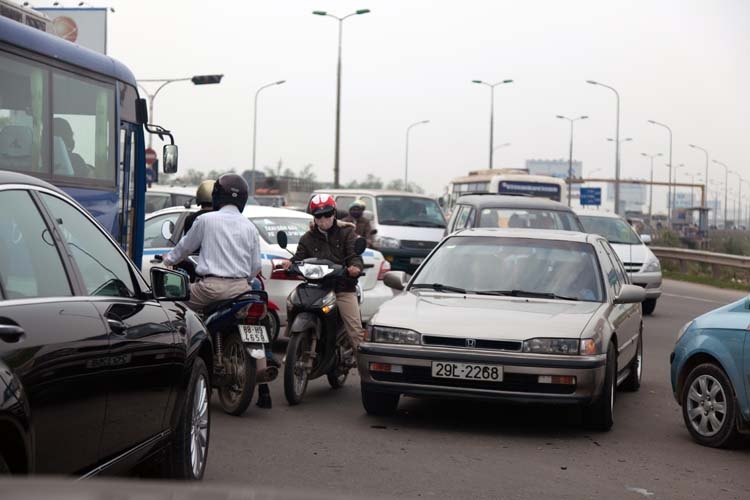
[309,194,337,217]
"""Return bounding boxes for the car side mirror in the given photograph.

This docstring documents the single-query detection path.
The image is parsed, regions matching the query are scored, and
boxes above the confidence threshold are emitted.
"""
[383,271,408,291]
[640,234,652,245]
[354,237,367,255]
[614,284,646,305]
[163,144,178,174]
[150,268,190,301]
[277,230,288,249]
[160,220,175,241]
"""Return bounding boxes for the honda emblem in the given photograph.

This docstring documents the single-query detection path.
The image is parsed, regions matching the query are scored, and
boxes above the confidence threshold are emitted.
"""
[466,338,476,348]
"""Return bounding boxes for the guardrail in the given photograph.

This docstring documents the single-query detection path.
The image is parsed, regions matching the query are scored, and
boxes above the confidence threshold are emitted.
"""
[651,246,750,277]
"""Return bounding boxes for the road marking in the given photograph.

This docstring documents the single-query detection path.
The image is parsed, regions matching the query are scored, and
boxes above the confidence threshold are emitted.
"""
[662,293,727,304]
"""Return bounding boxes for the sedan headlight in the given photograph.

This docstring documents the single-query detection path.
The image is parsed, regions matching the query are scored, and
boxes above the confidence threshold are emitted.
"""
[641,252,661,273]
[369,326,421,345]
[676,320,694,342]
[376,236,401,249]
[522,338,580,355]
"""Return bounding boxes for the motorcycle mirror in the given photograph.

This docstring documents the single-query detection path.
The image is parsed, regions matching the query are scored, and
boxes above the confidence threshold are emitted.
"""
[277,230,288,249]
[370,228,378,236]
[160,220,175,241]
[354,237,367,255]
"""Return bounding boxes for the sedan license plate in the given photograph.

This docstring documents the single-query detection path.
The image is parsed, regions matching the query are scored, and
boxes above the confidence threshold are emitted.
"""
[239,325,268,343]
[410,257,424,265]
[431,361,503,381]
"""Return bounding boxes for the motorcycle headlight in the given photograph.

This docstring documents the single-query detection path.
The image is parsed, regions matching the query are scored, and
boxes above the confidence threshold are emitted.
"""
[676,320,694,342]
[369,326,421,345]
[376,236,401,249]
[641,252,661,273]
[522,338,580,355]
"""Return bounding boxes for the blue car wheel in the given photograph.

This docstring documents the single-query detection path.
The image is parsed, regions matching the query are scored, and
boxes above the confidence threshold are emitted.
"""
[681,363,741,448]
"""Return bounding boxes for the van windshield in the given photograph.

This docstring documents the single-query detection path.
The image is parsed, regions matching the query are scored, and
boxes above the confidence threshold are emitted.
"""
[376,195,446,228]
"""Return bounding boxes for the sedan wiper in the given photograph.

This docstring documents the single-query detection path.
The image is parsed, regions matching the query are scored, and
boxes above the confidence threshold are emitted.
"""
[475,289,579,301]
[411,283,467,294]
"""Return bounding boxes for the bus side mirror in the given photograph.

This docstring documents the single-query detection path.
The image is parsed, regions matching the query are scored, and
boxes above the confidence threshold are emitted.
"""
[163,145,178,174]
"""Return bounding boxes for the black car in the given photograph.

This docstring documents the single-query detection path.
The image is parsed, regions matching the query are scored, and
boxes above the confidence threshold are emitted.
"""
[0,171,212,479]
[445,194,585,235]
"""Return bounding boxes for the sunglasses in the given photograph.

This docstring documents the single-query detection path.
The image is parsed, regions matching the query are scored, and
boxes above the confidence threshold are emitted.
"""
[314,212,335,219]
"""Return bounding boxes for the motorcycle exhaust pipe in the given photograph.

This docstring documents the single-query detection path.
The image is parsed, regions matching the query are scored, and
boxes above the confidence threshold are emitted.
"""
[250,348,279,383]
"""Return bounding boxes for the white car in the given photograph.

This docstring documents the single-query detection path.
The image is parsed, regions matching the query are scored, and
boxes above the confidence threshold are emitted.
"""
[141,205,394,340]
[575,209,662,315]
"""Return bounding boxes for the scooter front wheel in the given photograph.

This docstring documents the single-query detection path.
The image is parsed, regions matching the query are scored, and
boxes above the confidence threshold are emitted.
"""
[218,331,257,416]
[284,331,312,405]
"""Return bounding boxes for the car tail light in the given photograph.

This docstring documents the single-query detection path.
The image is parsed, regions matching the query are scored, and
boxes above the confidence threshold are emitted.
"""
[270,259,302,280]
[246,303,267,323]
[377,259,391,280]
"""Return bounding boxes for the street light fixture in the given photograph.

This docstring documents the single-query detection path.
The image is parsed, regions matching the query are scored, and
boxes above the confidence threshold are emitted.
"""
[586,80,621,214]
[493,142,511,152]
[713,159,729,229]
[557,115,588,207]
[647,119,674,223]
[404,120,430,192]
[641,152,662,225]
[250,79,286,195]
[313,8,371,188]
[137,74,224,149]
[473,79,513,169]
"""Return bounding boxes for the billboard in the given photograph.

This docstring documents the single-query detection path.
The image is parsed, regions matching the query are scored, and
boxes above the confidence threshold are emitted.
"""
[36,7,108,54]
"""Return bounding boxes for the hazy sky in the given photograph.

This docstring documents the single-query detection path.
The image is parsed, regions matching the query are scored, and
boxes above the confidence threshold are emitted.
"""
[96,0,748,209]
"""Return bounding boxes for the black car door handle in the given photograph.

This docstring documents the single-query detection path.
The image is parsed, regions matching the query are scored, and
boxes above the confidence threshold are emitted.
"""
[107,318,127,335]
[0,324,25,343]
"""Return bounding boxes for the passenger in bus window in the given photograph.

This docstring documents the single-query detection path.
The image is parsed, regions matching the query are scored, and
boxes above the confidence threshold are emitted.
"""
[53,117,93,177]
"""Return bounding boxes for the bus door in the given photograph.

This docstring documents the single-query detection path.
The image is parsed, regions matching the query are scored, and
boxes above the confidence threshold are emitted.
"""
[118,123,137,263]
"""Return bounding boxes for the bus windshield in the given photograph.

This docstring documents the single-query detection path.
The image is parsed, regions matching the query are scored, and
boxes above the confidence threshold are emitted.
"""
[376,195,446,228]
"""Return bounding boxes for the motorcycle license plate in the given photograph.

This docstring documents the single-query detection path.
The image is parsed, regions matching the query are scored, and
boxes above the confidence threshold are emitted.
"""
[238,325,269,343]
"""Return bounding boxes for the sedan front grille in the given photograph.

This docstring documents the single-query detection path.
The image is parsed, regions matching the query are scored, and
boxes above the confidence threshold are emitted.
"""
[622,262,643,273]
[400,240,438,251]
[422,335,522,352]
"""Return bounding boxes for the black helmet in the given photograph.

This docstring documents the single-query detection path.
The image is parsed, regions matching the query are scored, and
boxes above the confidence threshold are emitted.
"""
[212,174,249,211]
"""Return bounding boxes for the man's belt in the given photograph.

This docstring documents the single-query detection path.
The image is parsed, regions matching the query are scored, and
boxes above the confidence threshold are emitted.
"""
[202,274,247,280]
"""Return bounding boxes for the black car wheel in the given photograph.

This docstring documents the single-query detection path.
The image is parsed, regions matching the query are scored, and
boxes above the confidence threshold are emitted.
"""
[621,332,642,392]
[361,385,399,416]
[642,298,657,316]
[582,342,616,431]
[681,363,741,448]
[162,356,210,480]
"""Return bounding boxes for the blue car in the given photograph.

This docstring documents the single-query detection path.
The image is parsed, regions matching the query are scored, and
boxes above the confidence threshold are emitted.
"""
[670,298,750,448]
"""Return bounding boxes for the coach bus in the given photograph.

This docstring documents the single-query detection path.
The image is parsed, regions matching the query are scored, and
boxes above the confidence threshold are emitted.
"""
[0,14,177,266]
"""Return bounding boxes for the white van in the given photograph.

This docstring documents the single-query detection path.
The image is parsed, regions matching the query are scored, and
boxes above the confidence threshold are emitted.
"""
[313,189,447,274]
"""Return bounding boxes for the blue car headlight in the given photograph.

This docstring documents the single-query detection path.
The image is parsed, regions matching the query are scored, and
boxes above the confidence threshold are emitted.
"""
[676,320,694,342]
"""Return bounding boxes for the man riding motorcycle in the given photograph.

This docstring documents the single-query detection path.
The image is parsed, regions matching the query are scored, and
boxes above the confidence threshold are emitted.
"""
[183,179,215,235]
[281,194,365,354]
[341,199,374,248]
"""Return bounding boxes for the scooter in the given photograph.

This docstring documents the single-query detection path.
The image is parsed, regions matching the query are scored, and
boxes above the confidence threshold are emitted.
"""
[153,255,277,416]
[275,232,367,405]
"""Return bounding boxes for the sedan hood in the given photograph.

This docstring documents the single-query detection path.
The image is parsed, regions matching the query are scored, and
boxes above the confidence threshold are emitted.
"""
[609,242,648,265]
[372,292,602,340]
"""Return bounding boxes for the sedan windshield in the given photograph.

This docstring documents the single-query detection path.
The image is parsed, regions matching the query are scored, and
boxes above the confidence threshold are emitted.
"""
[250,217,310,245]
[376,195,446,227]
[579,215,642,245]
[478,208,582,231]
[411,236,604,302]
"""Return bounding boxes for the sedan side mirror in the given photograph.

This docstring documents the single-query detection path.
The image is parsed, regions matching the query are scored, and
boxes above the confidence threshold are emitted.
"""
[640,234,652,245]
[163,144,178,174]
[151,267,190,301]
[383,271,408,291]
[614,284,647,305]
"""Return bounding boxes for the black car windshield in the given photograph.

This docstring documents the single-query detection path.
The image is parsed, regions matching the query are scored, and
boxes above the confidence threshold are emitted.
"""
[376,195,446,227]
[579,215,642,245]
[250,217,310,245]
[411,236,604,302]
[478,208,582,231]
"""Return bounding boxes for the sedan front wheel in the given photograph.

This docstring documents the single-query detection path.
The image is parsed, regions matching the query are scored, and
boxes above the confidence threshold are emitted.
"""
[681,363,740,448]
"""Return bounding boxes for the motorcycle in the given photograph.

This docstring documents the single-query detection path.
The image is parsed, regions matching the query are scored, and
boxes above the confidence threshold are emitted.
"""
[152,255,277,416]
[275,232,367,405]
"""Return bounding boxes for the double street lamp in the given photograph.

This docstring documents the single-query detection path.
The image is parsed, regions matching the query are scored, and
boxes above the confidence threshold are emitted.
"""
[586,80,621,214]
[557,115,588,207]
[641,152,662,225]
[472,79,513,169]
[404,120,430,192]
[647,119,673,222]
[137,74,224,150]
[250,80,286,195]
[313,8,371,188]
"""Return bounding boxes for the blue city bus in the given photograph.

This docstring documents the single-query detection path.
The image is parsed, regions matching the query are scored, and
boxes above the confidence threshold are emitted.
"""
[0,16,176,266]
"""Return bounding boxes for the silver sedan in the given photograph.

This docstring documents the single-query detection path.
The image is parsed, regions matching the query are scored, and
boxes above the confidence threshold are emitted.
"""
[358,228,646,431]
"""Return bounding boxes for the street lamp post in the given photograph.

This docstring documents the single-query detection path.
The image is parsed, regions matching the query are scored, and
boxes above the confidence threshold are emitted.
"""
[137,74,224,150]
[250,79,286,195]
[713,160,729,229]
[313,9,371,188]
[473,79,513,169]
[404,120,430,192]
[557,115,588,207]
[647,120,673,223]
[688,144,710,207]
[586,80,621,214]
[641,152,662,225]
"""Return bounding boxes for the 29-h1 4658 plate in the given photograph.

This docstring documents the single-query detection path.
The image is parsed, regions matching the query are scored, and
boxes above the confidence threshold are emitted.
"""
[239,324,269,343]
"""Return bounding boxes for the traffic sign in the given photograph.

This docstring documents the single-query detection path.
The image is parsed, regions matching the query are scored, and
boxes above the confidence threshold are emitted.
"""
[580,187,602,206]
[145,148,157,165]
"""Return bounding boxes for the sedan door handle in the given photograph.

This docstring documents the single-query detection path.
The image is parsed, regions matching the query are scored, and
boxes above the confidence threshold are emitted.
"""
[0,324,25,343]
[107,318,127,335]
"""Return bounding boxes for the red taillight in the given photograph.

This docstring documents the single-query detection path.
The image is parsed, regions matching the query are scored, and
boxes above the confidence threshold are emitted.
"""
[270,259,303,280]
[377,259,391,280]
[246,303,267,322]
